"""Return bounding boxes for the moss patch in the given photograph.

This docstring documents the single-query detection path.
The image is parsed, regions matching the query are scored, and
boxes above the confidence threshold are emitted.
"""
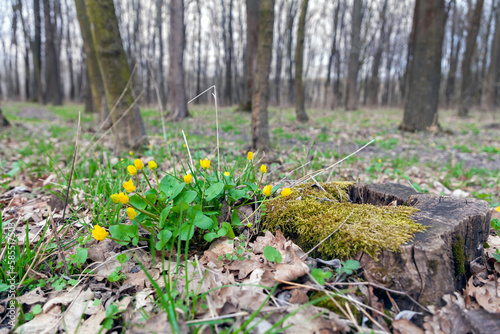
[452,237,465,276]
[262,182,425,259]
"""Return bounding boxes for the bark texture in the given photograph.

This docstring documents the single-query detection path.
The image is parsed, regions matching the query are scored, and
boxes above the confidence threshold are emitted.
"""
[85,0,147,151]
[252,0,275,150]
[458,0,484,117]
[43,0,63,105]
[294,0,309,123]
[401,0,446,132]
[345,0,363,111]
[350,183,491,308]
[485,5,500,111]
[369,0,387,106]
[75,0,109,125]
[168,0,189,120]
[242,0,260,111]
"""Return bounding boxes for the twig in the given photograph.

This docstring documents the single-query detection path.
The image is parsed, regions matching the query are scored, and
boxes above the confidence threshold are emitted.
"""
[61,112,81,223]
[48,207,70,276]
[182,130,194,171]
[302,209,354,258]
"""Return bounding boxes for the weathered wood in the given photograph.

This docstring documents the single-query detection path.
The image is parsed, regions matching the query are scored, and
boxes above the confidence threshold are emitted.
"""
[349,183,491,307]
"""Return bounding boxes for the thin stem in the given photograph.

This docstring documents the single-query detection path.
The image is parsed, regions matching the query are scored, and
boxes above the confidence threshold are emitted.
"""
[141,170,154,190]
[132,192,161,214]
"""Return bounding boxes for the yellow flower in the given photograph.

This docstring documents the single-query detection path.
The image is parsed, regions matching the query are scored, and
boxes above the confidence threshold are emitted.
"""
[117,192,129,204]
[127,165,137,175]
[123,179,136,192]
[134,159,144,170]
[260,164,267,173]
[129,151,133,156]
[183,144,186,148]
[378,159,382,163]
[497,206,500,213]
[127,207,137,220]
[224,172,230,176]
[263,185,272,197]
[92,225,109,241]
[184,174,193,184]
[200,158,210,169]
[247,222,252,228]
[110,194,120,204]
[148,160,157,170]
[247,151,254,160]
[281,188,292,197]
[148,144,152,149]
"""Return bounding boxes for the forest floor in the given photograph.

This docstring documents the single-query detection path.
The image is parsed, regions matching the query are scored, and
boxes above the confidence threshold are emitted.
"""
[1,101,499,333]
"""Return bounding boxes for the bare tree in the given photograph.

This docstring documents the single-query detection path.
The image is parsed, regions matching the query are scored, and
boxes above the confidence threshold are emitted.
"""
[85,0,147,150]
[252,0,275,150]
[294,0,309,122]
[156,0,166,110]
[33,0,43,102]
[285,0,297,105]
[458,0,484,117]
[345,0,363,110]
[369,0,387,106]
[445,0,461,108]
[241,0,260,111]
[169,0,189,120]
[401,0,447,132]
[324,2,340,109]
[485,4,500,111]
[43,0,63,105]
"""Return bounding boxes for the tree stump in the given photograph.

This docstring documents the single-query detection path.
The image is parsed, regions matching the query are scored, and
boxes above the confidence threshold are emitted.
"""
[0,108,10,129]
[349,183,491,307]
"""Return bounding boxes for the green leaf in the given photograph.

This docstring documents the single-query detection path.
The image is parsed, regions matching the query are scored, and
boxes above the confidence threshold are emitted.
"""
[244,182,257,191]
[203,232,218,242]
[171,202,190,213]
[69,248,88,267]
[231,210,242,226]
[271,183,285,195]
[92,299,101,306]
[108,271,122,282]
[339,259,360,275]
[129,194,147,210]
[217,227,228,237]
[145,189,157,205]
[106,304,119,317]
[494,249,500,262]
[205,182,225,202]
[491,219,500,231]
[159,175,185,199]
[159,205,173,228]
[32,305,42,315]
[174,190,197,205]
[311,268,332,285]
[109,225,139,245]
[221,222,235,238]
[228,188,248,201]
[158,229,173,242]
[180,224,195,241]
[68,279,78,286]
[193,211,213,230]
[263,246,282,263]
[117,253,129,264]
[24,313,33,321]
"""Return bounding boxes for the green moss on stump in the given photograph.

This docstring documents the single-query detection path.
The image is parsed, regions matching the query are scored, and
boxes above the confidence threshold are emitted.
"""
[262,182,425,259]
[452,237,465,276]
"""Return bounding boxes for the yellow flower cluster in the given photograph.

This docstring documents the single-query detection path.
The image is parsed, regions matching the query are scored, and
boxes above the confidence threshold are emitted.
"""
[281,188,292,197]
[263,185,272,197]
[110,192,129,204]
[148,160,157,170]
[247,151,254,160]
[127,207,137,220]
[134,159,144,170]
[184,174,193,184]
[92,225,109,241]
[200,158,210,169]
[127,165,137,175]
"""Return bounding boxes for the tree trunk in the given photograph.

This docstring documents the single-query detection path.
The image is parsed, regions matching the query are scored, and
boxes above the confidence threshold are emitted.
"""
[242,0,260,111]
[43,0,63,105]
[0,108,10,130]
[12,4,21,99]
[458,0,484,117]
[369,0,387,106]
[168,0,189,120]
[33,0,43,102]
[324,2,340,109]
[345,0,363,111]
[274,0,285,106]
[156,0,166,110]
[84,0,148,151]
[65,5,75,101]
[286,0,297,105]
[224,0,234,105]
[294,0,309,122]
[401,0,446,132]
[445,1,460,108]
[75,0,109,124]
[485,5,500,111]
[195,0,202,104]
[252,0,275,150]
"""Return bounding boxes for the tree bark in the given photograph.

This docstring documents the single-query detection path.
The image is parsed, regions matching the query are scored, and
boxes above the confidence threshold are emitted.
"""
[242,0,260,111]
[252,0,275,150]
[345,0,363,111]
[43,0,63,105]
[85,0,147,151]
[156,0,166,110]
[195,0,202,104]
[168,0,189,120]
[33,0,43,102]
[286,0,297,105]
[294,0,309,122]
[445,1,460,108]
[485,4,500,111]
[458,0,484,117]
[400,0,446,132]
[274,0,285,106]
[369,0,387,106]
[224,0,234,105]
[324,2,340,109]
[75,0,109,124]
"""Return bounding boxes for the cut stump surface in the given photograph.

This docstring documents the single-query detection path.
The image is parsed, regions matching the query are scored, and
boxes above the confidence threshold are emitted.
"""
[349,183,491,307]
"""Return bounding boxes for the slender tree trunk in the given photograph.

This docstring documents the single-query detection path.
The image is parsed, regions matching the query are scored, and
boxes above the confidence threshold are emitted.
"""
[345,0,363,110]
[324,2,340,109]
[168,0,189,120]
[156,0,166,110]
[485,4,500,110]
[369,0,387,106]
[24,42,30,100]
[75,0,109,124]
[286,0,297,105]
[458,0,484,117]
[65,6,75,101]
[252,0,275,150]
[274,0,285,105]
[478,0,494,101]
[85,0,148,150]
[43,0,63,105]
[401,0,447,132]
[222,0,233,105]
[445,1,459,108]
[294,0,309,122]
[33,0,43,102]
[195,0,202,104]
[242,0,260,111]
